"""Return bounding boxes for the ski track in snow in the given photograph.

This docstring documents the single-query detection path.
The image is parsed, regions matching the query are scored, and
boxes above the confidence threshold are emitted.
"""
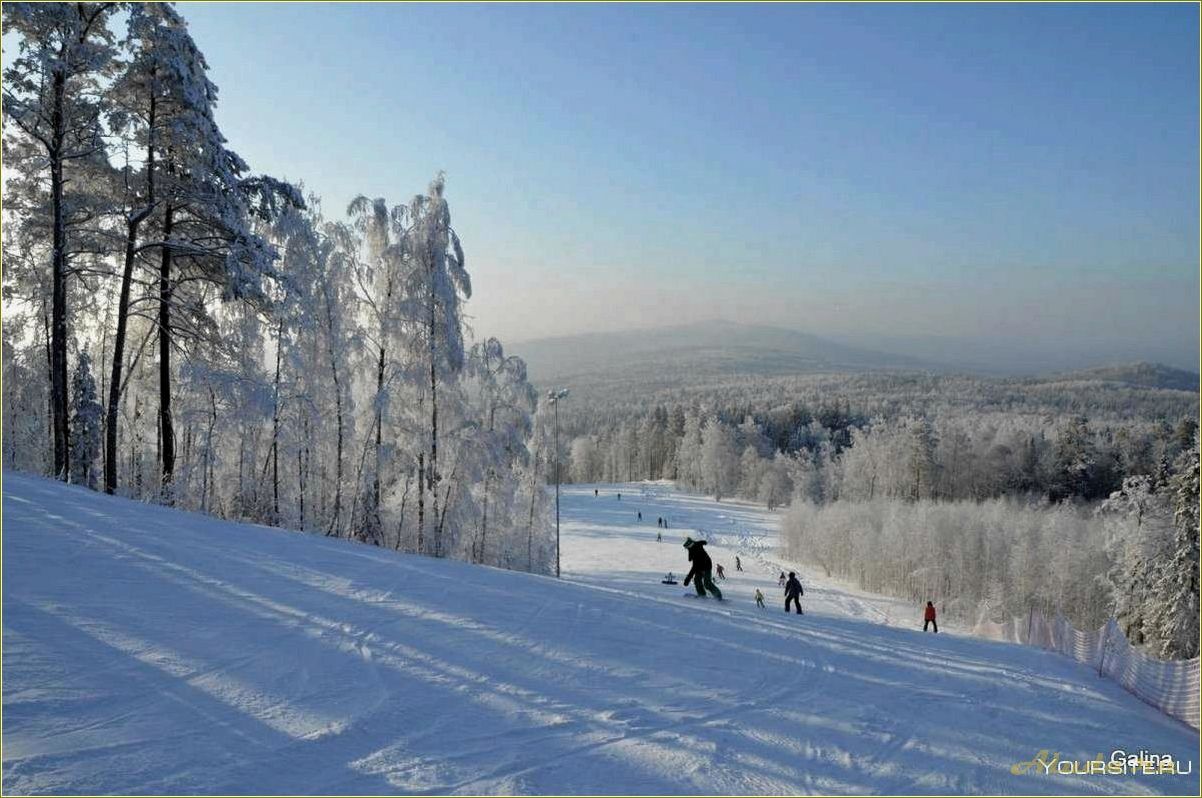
[2,473,1197,795]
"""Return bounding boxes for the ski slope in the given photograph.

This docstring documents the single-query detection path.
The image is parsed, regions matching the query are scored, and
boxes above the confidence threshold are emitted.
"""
[2,472,1197,795]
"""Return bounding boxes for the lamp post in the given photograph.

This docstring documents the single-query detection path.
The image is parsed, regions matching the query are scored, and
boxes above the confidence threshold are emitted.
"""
[548,388,569,578]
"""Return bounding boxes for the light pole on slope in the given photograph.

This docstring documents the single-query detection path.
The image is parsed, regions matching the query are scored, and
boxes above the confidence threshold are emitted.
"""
[548,388,569,578]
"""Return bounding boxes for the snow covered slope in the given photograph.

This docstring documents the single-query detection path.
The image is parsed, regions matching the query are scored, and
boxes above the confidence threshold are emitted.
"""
[3,471,1198,795]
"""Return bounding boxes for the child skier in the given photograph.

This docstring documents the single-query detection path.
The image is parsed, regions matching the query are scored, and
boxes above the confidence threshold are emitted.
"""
[778,572,787,588]
[923,601,938,633]
[754,588,765,608]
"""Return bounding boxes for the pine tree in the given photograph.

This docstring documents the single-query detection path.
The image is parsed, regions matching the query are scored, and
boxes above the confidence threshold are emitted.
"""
[1153,437,1199,658]
[3,1,119,480]
[69,351,102,489]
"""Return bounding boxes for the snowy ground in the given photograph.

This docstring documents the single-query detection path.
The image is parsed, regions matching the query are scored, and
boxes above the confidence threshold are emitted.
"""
[2,472,1198,795]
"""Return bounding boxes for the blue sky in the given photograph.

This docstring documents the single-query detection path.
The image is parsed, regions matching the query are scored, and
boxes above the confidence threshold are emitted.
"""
[181,3,1197,366]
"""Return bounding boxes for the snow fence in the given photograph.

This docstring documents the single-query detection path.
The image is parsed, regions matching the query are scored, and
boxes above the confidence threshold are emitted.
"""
[972,611,1200,730]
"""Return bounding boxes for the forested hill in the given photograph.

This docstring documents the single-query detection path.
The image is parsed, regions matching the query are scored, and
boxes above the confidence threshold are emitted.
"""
[512,320,939,386]
[1050,363,1200,392]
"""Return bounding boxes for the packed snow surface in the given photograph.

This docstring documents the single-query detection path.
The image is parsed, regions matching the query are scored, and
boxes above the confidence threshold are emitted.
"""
[3,472,1198,795]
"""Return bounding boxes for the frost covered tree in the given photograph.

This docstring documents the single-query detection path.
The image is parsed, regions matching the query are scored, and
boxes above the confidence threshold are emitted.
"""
[700,418,738,501]
[69,351,102,488]
[1154,438,1199,658]
[3,1,119,479]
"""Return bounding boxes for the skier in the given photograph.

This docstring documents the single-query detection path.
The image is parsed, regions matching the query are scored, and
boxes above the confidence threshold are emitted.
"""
[716,563,726,580]
[754,588,765,609]
[638,511,642,521]
[617,492,621,501]
[682,537,722,599]
[784,572,804,615]
[923,601,938,633]
[657,517,663,528]
[778,571,787,588]
[594,488,598,497]
[662,571,677,585]
[735,555,743,572]
[657,530,662,542]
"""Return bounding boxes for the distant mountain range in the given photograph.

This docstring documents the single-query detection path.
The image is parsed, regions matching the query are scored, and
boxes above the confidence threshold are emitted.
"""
[1049,362,1200,392]
[510,320,937,384]
[508,320,1199,392]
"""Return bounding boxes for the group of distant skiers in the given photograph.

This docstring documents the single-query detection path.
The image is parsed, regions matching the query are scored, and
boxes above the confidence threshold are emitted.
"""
[604,488,940,631]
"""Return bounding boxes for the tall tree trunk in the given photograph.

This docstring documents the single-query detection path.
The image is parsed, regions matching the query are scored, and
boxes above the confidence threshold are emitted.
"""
[108,92,156,494]
[271,319,284,523]
[322,284,344,537]
[373,343,385,538]
[49,71,69,481]
[427,288,440,554]
[42,303,53,471]
[158,204,176,494]
[417,451,425,554]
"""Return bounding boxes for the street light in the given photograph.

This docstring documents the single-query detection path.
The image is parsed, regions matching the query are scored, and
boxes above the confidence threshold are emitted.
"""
[547,388,570,578]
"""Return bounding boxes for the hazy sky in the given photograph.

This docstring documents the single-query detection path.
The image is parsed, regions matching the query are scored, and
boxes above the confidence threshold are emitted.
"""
[180,2,1199,368]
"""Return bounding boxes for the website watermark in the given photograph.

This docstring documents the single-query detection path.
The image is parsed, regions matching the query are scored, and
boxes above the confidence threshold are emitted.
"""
[1011,749,1193,777]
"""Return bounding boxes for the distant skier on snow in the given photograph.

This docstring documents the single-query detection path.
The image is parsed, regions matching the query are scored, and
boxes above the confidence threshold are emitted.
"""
[662,572,677,585]
[715,563,726,580]
[754,588,765,608]
[594,488,598,497]
[778,572,786,588]
[735,556,742,572]
[923,601,938,633]
[682,537,722,599]
[657,530,662,542]
[784,572,804,615]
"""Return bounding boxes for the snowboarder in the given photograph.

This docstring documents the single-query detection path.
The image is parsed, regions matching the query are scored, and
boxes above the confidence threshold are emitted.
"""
[715,563,726,580]
[735,556,742,572]
[754,588,765,609]
[638,511,642,521]
[784,572,804,615]
[923,601,938,633]
[778,572,787,588]
[682,537,722,599]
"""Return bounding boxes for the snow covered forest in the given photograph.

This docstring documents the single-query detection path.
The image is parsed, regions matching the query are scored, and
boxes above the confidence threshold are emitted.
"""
[556,376,1200,659]
[1,3,556,572]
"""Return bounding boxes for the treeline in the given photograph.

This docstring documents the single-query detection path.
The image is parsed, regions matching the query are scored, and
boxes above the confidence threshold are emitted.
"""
[783,438,1199,659]
[562,400,1197,508]
[562,395,1199,657]
[2,3,555,572]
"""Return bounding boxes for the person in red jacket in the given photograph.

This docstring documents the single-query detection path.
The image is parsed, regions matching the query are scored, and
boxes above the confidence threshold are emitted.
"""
[923,601,938,633]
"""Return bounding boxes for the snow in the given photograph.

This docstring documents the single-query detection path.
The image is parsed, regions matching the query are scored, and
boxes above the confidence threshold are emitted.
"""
[3,472,1198,795]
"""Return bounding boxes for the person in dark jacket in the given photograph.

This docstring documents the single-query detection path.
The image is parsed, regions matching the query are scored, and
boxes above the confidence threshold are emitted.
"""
[923,601,937,633]
[682,537,722,599]
[784,572,804,614]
